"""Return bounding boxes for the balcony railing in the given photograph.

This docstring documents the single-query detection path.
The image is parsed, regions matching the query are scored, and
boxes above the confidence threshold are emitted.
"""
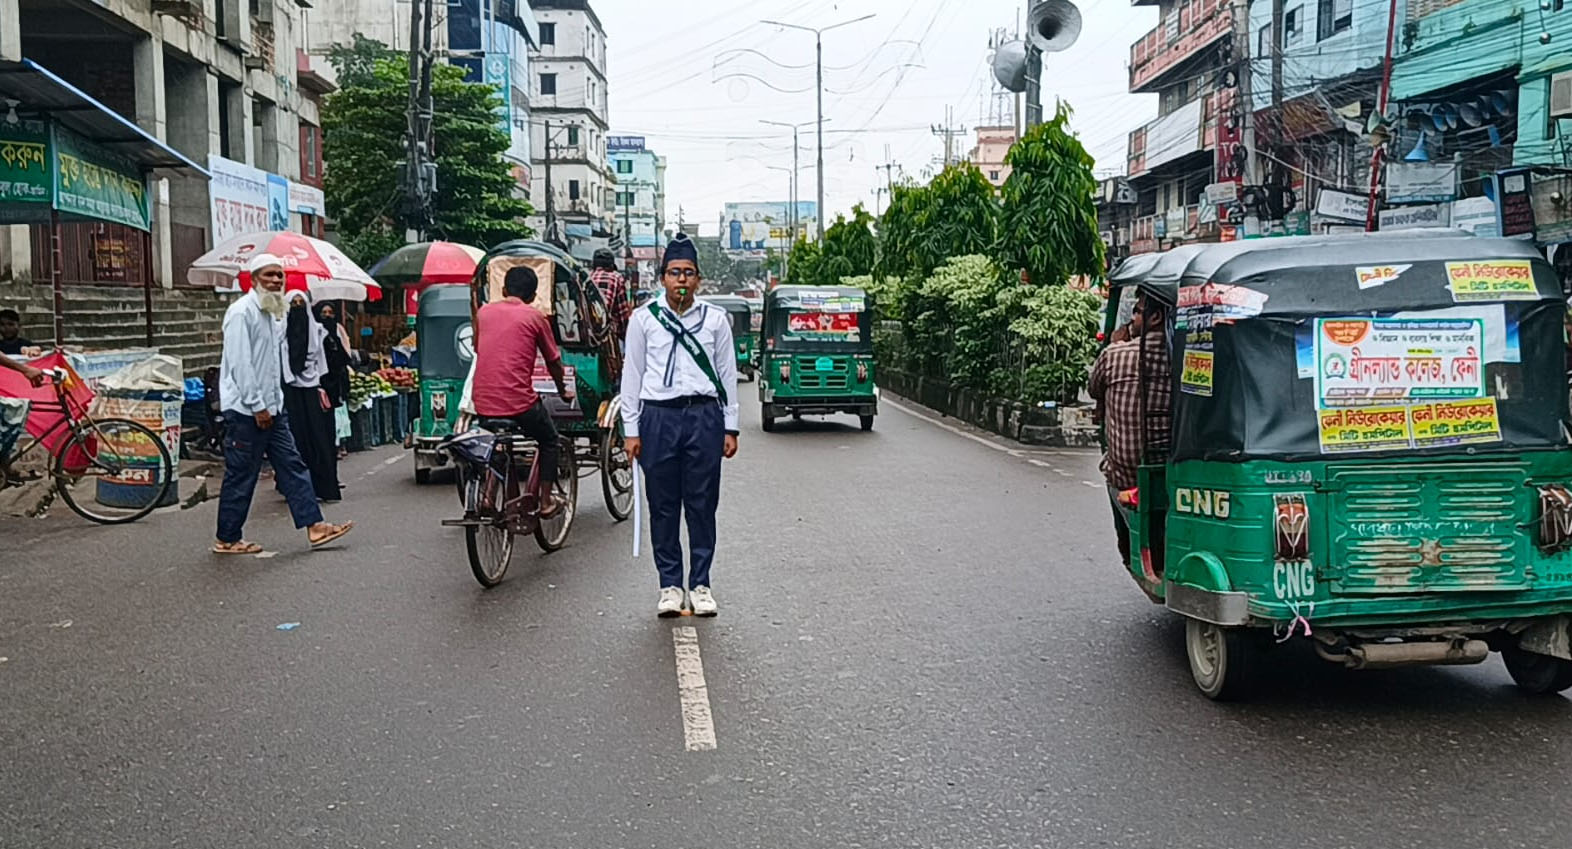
[1129,0,1232,92]
[1131,203,1222,254]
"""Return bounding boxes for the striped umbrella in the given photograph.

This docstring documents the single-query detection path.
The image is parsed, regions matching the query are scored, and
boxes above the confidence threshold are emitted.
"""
[368,241,485,286]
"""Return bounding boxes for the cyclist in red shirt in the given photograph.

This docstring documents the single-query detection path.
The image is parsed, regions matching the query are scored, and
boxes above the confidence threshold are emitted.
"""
[472,265,575,517]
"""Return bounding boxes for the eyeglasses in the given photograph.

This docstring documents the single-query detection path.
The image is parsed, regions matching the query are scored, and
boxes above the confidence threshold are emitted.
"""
[664,268,700,280]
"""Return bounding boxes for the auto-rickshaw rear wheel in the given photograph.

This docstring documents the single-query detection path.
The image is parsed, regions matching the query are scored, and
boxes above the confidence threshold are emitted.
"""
[859,414,874,432]
[1185,618,1256,701]
[1502,645,1572,694]
[761,404,776,432]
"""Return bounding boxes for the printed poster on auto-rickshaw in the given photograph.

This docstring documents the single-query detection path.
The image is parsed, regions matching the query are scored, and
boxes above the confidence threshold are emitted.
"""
[1313,317,1484,409]
[1446,259,1538,302]
[1180,350,1214,396]
[1409,398,1502,448]
[785,311,862,343]
[1317,406,1413,454]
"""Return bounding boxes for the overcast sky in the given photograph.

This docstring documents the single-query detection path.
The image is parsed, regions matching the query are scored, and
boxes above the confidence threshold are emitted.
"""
[596,0,1159,236]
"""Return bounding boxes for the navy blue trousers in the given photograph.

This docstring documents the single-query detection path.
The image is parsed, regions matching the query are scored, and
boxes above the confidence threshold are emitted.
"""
[218,409,323,543]
[637,400,724,590]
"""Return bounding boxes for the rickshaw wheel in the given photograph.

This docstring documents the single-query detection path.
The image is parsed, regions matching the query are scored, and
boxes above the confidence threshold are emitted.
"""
[601,418,634,522]
[1502,645,1572,694]
[535,441,578,552]
[415,467,432,485]
[1185,618,1255,701]
[859,414,875,432]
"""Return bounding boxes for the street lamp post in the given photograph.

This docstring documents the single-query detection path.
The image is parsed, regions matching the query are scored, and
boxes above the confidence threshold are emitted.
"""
[761,14,874,240]
[765,164,793,279]
[760,118,821,242]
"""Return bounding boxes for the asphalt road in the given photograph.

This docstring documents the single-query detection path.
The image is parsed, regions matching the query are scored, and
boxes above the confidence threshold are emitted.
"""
[5,397,1572,849]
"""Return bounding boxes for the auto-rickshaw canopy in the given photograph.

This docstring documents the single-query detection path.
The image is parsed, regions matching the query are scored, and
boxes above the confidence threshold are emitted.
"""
[1168,234,1568,463]
[415,283,473,380]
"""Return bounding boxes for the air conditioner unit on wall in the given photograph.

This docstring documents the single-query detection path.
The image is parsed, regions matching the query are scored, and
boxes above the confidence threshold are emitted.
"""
[1553,71,1572,120]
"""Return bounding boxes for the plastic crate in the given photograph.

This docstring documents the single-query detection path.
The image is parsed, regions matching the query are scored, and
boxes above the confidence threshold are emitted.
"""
[378,395,400,444]
[347,408,372,452]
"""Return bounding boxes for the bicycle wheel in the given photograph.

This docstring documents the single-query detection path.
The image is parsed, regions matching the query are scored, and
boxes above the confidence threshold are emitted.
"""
[53,417,175,525]
[535,439,578,552]
[600,412,634,521]
[466,457,514,587]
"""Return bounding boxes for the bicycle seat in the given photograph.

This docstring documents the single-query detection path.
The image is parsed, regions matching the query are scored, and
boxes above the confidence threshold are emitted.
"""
[476,417,534,435]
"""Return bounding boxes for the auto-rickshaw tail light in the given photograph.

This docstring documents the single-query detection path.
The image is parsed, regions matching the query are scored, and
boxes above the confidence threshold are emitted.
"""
[1273,494,1309,562]
[1539,485,1572,552]
[779,360,791,382]
[856,362,869,382]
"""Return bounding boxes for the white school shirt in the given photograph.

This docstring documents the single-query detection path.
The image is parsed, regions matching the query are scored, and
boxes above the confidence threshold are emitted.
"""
[619,299,739,438]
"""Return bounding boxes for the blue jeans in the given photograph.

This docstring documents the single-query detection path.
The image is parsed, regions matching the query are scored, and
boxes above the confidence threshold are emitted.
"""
[637,399,724,590]
[217,409,323,543]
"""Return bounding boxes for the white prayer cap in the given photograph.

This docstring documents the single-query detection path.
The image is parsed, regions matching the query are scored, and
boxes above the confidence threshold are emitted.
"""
[248,252,284,273]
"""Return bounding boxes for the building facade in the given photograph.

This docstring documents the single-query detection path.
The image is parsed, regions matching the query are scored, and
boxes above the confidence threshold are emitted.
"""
[311,0,539,195]
[968,125,1017,187]
[529,0,614,257]
[0,0,331,368]
[1124,0,1236,253]
[607,135,666,281]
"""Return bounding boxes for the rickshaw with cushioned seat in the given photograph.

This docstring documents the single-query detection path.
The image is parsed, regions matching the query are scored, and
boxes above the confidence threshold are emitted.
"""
[439,240,635,587]
[1102,233,1572,700]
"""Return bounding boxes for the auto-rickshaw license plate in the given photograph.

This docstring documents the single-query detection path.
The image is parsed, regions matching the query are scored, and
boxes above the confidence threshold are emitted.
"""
[814,357,834,372]
[432,391,447,416]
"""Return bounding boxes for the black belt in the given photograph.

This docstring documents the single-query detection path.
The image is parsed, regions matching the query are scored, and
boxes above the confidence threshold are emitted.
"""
[643,395,718,409]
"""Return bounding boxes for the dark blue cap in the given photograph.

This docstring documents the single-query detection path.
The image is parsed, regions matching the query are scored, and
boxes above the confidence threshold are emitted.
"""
[661,232,699,273]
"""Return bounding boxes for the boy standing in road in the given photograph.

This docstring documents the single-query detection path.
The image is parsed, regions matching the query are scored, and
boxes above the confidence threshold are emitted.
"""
[620,233,740,618]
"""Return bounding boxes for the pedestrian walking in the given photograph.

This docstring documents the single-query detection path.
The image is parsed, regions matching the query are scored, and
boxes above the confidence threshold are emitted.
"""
[619,233,740,617]
[282,290,341,502]
[212,253,353,555]
[314,301,354,457]
[590,248,633,339]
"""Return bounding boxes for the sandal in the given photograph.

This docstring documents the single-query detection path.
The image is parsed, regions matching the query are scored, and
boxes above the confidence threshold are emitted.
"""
[309,521,354,549]
[213,540,264,555]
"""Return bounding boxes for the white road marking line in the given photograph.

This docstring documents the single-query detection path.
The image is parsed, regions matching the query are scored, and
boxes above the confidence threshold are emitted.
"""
[1054,469,1073,477]
[1082,480,1102,488]
[883,397,1099,460]
[1027,459,1053,468]
[255,550,278,559]
[671,626,717,752]
[383,455,402,466]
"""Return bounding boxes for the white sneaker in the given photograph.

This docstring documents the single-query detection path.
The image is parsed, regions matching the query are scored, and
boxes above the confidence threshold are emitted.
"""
[657,587,686,618]
[688,586,718,617]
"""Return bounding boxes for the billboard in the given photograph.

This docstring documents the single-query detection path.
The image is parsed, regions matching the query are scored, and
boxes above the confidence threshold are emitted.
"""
[608,135,646,152]
[723,201,818,256]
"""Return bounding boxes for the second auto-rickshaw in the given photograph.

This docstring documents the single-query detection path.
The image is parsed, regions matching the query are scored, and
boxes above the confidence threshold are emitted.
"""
[700,294,757,381]
[758,285,877,432]
[411,283,472,483]
[1103,233,1572,700]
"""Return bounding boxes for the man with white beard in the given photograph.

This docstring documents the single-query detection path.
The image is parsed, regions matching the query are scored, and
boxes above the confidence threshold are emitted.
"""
[212,253,353,555]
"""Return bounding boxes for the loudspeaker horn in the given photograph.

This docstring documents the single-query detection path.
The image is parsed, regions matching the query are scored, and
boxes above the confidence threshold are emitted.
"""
[1028,0,1083,53]
[992,38,1031,93]
[1405,130,1431,162]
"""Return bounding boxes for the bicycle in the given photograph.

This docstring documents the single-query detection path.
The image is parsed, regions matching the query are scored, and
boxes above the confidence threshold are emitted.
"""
[2,368,176,524]
[441,418,578,588]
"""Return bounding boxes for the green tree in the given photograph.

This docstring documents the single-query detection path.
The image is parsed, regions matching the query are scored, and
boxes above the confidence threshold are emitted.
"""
[783,237,822,287]
[997,284,1103,403]
[996,101,1105,286]
[323,49,533,266]
[817,205,877,281]
[875,164,999,282]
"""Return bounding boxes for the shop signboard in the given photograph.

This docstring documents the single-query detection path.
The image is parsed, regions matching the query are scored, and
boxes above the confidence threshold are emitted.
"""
[1316,188,1367,223]
[208,154,274,245]
[1494,168,1536,239]
[0,121,52,222]
[52,124,149,231]
[1378,202,1450,231]
[1528,169,1572,245]
[1386,161,1458,204]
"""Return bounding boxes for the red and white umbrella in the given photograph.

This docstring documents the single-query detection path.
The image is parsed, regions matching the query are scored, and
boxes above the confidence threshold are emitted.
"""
[187,231,382,302]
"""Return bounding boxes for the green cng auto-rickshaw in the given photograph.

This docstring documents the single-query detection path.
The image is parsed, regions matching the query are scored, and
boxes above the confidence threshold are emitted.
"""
[758,285,877,432]
[1104,233,1572,700]
[411,283,473,483]
[700,294,756,381]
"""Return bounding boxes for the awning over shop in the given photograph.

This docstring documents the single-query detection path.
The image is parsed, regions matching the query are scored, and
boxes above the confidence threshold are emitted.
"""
[0,59,206,174]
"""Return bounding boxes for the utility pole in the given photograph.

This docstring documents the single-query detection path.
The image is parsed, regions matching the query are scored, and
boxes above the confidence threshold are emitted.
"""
[1269,0,1284,194]
[403,0,435,240]
[1365,0,1401,231]
[1231,0,1260,197]
[761,118,820,242]
[932,106,966,168]
[877,144,898,191]
[762,15,874,240]
[543,119,555,242]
